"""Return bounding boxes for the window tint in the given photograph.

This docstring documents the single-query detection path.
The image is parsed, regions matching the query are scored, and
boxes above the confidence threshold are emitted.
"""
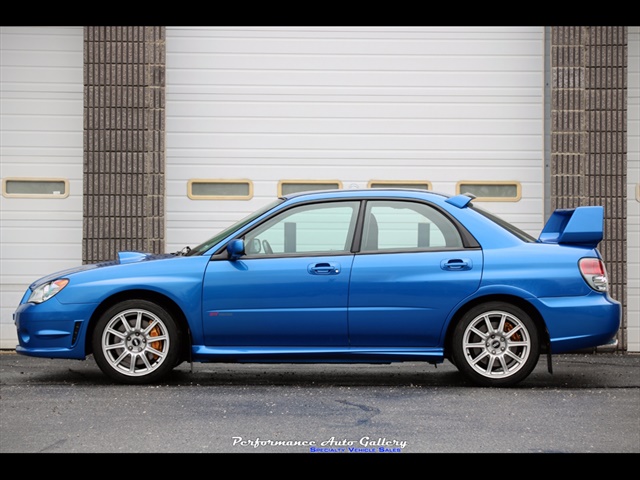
[361,200,463,251]
[245,201,359,255]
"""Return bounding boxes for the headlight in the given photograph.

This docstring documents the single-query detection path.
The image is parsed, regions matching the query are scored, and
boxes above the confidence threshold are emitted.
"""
[28,279,69,303]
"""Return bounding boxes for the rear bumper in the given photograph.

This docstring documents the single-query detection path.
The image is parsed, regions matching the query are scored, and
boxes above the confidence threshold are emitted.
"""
[535,293,621,353]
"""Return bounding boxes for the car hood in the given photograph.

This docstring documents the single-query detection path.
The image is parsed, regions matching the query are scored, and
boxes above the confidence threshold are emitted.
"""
[28,251,174,289]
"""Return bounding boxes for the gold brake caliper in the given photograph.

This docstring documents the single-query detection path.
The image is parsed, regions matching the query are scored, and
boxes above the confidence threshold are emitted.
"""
[149,325,162,358]
[505,321,522,342]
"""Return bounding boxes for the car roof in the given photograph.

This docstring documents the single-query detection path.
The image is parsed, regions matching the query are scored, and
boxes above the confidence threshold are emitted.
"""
[281,188,453,201]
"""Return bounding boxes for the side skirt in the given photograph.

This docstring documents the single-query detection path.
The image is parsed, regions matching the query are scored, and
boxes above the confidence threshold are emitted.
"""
[190,346,445,364]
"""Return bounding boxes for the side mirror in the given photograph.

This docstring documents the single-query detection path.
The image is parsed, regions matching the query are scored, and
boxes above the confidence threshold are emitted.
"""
[227,239,245,260]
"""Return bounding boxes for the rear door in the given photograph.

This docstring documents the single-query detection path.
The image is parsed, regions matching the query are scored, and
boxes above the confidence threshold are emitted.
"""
[348,199,483,346]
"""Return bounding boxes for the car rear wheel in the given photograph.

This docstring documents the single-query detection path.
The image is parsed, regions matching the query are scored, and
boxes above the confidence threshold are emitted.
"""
[451,302,540,387]
[92,300,180,384]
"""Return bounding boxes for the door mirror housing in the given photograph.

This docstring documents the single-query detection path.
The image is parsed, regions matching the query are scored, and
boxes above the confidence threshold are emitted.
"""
[227,239,245,260]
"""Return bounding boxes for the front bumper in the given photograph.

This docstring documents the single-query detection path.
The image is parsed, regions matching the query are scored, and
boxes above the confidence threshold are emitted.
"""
[13,298,97,359]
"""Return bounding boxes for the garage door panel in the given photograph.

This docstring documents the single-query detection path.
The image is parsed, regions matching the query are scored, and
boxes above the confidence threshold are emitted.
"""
[168,101,542,120]
[0,26,83,49]
[166,26,544,253]
[169,26,542,39]
[168,132,542,151]
[167,149,540,163]
[2,66,84,85]
[2,131,82,147]
[4,115,83,132]
[168,69,542,88]
[1,49,83,67]
[1,223,81,243]
[169,117,542,135]
[168,87,542,101]
[0,26,83,349]
[168,52,540,72]
[1,98,84,116]
[168,29,542,56]
[2,244,82,261]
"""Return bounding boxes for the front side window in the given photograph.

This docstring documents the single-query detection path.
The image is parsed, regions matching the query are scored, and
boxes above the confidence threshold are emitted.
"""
[188,199,284,256]
[244,201,359,256]
[361,200,463,251]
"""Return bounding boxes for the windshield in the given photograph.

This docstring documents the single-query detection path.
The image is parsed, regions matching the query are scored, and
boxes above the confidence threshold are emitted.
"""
[186,199,285,256]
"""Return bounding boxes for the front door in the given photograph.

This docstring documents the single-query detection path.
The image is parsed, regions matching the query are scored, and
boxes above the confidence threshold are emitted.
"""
[202,200,360,346]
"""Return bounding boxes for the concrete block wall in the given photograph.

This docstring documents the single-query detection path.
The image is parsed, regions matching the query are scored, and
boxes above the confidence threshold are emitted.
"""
[550,26,627,351]
[83,26,166,264]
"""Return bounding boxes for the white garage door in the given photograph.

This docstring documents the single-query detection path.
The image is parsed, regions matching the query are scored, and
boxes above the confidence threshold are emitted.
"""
[0,27,84,348]
[165,27,545,253]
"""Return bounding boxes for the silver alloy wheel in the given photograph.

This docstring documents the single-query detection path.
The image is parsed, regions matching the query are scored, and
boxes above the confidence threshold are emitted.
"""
[461,309,531,379]
[101,308,170,377]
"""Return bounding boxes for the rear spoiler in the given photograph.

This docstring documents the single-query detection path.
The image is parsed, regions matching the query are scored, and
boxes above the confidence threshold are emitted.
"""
[538,206,604,248]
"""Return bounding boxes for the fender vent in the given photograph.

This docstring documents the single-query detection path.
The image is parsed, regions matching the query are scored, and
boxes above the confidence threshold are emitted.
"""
[72,321,82,345]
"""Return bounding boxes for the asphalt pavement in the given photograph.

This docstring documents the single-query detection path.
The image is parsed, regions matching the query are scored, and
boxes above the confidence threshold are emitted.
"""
[1,349,639,388]
[1,350,639,455]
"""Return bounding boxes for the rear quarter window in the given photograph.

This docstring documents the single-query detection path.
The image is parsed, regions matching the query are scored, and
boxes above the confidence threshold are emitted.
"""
[470,205,536,243]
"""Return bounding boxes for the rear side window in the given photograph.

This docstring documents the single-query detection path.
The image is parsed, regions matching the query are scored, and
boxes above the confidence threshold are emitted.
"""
[361,200,464,251]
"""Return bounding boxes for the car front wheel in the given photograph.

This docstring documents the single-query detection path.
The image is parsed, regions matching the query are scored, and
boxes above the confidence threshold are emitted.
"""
[92,300,180,384]
[451,302,540,387]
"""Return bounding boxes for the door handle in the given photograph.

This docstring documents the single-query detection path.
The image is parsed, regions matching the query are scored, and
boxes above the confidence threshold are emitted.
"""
[441,258,472,271]
[308,262,341,275]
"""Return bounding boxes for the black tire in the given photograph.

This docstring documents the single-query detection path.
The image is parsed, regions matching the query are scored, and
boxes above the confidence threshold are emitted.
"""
[451,302,540,387]
[92,299,181,384]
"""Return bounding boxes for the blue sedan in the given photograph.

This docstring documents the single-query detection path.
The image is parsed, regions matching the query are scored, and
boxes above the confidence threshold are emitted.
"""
[13,189,621,386]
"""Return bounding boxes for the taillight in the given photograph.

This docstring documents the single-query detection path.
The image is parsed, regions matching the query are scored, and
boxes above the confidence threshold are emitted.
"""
[579,258,609,292]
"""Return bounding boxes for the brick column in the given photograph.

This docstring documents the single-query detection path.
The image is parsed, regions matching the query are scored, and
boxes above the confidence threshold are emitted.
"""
[550,26,627,350]
[83,26,166,264]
